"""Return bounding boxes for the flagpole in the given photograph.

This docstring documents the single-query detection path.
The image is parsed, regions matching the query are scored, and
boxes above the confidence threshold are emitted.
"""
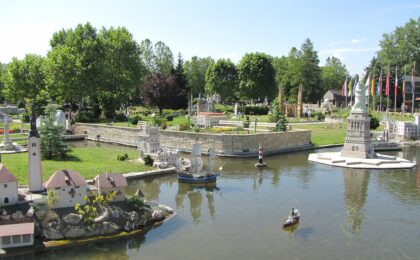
[403,65,406,114]
[379,70,383,112]
[412,62,416,115]
[394,66,397,112]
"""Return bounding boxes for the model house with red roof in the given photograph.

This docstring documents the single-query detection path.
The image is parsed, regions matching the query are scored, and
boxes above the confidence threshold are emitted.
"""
[44,170,88,208]
[0,164,18,207]
[93,173,127,201]
[0,222,34,249]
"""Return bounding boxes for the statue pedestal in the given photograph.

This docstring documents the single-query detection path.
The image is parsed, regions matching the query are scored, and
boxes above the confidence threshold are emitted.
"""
[341,111,374,159]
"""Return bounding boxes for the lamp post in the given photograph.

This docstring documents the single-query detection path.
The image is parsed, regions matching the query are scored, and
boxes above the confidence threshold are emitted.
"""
[254,118,258,133]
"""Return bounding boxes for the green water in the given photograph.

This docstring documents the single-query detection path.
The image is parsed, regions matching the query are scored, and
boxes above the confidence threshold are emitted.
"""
[38,147,420,259]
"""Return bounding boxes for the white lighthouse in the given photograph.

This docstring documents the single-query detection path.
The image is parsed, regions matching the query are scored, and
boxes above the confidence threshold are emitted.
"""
[28,109,43,192]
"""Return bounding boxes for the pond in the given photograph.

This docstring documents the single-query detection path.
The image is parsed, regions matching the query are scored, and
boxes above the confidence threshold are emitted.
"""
[37,146,420,260]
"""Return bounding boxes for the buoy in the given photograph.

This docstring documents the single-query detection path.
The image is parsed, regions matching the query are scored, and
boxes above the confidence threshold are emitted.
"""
[255,144,267,167]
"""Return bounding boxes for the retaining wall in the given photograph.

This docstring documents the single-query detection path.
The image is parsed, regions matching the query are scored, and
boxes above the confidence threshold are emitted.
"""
[74,123,311,157]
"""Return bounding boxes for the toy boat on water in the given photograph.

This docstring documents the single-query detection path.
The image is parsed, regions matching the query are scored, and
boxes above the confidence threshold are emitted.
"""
[282,208,300,228]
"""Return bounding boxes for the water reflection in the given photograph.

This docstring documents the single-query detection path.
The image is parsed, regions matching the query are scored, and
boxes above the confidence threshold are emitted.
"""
[176,183,219,223]
[342,168,369,233]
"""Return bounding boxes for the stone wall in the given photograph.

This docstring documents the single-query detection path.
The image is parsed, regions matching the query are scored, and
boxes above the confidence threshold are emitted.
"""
[74,123,311,157]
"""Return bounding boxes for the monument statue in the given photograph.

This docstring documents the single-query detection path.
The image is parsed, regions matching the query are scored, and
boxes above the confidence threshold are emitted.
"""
[351,74,367,113]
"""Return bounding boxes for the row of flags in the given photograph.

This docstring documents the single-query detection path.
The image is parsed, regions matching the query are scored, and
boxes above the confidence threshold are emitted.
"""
[341,64,417,98]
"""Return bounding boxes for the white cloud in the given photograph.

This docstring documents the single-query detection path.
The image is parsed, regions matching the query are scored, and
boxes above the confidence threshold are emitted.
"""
[351,38,366,44]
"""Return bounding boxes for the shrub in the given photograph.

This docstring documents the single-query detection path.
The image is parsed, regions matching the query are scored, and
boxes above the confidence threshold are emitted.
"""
[317,113,325,121]
[127,195,144,208]
[144,155,154,166]
[76,110,95,123]
[117,154,128,161]
[194,127,200,132]
[114,113,127,122]
[179,124,188,131]
[165,114,174,121]
[239,106,269,115]
[129,115,141,125]
[369,113,380,130]
[20,111,30,123]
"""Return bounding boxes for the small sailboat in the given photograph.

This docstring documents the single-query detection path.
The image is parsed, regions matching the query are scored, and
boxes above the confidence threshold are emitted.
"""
[255,145,267,168]
[177,143,219,184]
[282,208,300,228]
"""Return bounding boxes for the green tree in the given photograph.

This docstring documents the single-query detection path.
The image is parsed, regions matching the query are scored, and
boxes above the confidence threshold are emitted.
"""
[154,41,174,76]
[40,104,70,159]
[320,57,349,92]
[205,59,238,102]
[269,99,288,131]
[238,52,276,101]
[184,56,214,97]
[140,39,156,75]
[46,22,105,107]
[0,63,7,103]
[171,53,188,109]
[99,26,145,118]
[272,56,288,88]
[3,54,49,113]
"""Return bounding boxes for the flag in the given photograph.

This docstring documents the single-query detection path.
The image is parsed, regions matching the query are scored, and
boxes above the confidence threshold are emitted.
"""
[379,70,383,96]
[353,79,357,95]
[365,74,371,91]
[348,78,353,96]
[385,69,390,96]
[402,68,406,96]
[342,77,347,96]
[371,75,375,96]
[394,67,398,96]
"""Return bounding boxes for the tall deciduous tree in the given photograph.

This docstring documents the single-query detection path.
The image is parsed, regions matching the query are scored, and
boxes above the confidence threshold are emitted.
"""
[99,26,145,118]
[205,59,238,102]
[140,39,156,75]
[3,54,49,113]
[320,57,349,92]
[238,52,276,101]
[46,22,104,106]
[0,63,7,103]
[154,41,174,76]
[184,56,214,97]
[142,74,187,114]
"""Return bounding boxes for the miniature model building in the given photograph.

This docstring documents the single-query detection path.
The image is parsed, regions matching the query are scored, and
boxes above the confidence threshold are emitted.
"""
[44,170,88,209]
[28,110,43,192]
[93,173,128,201]
[0,222,34,249]
[0,164,18,207]
[194,112,227,128]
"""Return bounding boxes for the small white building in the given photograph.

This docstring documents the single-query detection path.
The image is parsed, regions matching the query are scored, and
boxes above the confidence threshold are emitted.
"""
[194,112,227,128]
[138,121,160,156]
[44,170,88,208]
[93,173,127,201]
[0,164,18,207]
[0,222,34,249]
[387,114,420,140]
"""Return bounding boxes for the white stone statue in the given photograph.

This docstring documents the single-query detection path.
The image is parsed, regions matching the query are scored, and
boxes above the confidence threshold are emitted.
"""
[351,73,368,113]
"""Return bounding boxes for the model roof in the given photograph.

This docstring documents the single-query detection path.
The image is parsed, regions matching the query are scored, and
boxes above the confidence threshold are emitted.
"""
[44,169,87,188]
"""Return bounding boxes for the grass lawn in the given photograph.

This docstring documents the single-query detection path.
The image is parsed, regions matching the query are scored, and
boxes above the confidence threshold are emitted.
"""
[294,122,348,146]
[1,145,153,185]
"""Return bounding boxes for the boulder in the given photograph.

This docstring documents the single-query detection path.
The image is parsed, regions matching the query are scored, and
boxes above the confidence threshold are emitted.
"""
[158,204,174,214]
[151,210,164,221]
[101,221,120,235]
[43,227,64,240]
[64,227,88,238]
[129,211,139,221]
[63,213,82,225]
[93,208,109,223]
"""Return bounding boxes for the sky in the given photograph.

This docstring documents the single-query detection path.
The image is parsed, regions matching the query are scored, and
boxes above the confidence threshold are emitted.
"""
[0,0,419,75]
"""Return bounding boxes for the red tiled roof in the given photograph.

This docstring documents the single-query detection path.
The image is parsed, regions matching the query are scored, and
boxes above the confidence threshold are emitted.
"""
[0,164,17,183]
[94,173,127,189]
[0,222,34,237]
[44,170,87,188]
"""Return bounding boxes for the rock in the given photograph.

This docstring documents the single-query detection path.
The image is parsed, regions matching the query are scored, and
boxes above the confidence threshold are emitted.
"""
[1,209,7,216]
[93,208,109,223]
[101,221,120,235]
[48,219,59,229]
[110,208,120,218]
[129,211,139,221]
[0,215,10,221]
[26,207,34,218]
[43,227,64,240]
[151,210,164,221]
[64,227,88,238]
[158,204,174,214]
[63,213,82,225]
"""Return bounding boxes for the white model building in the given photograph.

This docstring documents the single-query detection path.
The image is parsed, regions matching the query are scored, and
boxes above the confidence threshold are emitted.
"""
[0,164,18,207]
[93,173,127,201]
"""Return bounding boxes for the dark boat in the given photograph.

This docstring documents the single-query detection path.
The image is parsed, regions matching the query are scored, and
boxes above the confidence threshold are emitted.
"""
[282,208,300,228]
[177,143,219,184]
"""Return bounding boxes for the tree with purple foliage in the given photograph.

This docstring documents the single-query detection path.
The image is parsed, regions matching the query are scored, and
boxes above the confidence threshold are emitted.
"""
[142,73,187,114]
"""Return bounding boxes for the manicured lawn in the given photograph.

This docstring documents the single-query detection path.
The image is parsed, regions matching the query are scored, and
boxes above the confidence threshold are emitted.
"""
[1,145,153,185]
[294,122,348,146]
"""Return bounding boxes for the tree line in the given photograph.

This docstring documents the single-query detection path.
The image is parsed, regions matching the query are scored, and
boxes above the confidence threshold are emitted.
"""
[12,20,419,118]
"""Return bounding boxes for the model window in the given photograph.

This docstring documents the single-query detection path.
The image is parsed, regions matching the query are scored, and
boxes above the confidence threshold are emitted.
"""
[12,235,21,244]
[4,183,7,188]
[4,197,9,204]
[2,236,10,245]
[32,143,36,147]
[32,152,36,156]
[22,234,31,243]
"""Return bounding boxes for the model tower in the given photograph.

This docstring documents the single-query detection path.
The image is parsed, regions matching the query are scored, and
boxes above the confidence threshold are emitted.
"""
[341,77,375,159]
[28,108,43,192]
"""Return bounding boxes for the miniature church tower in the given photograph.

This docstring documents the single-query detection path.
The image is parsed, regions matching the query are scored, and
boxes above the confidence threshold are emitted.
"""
[341,78,375,159]
[28,108,43,192]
